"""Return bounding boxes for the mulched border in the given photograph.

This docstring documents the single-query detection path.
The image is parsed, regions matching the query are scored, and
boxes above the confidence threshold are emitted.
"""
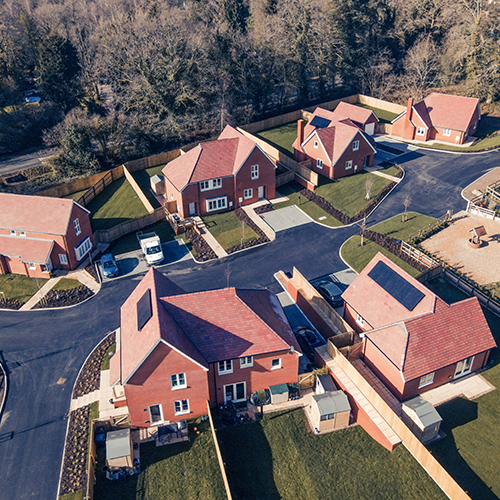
[72,332,116,399]
[185,228,217,261]
[225,208,270,254]
[32,284,94,309]
[0,297,22,310]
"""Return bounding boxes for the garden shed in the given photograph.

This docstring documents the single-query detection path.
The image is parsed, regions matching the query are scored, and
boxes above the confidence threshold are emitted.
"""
[402,396,442,444]
[269,383,289,404]
[106,428,134,469]
[315,374,337,394]
[311,391,351,432]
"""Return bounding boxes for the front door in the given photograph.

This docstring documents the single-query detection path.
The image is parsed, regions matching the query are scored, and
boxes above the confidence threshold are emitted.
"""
[454,356,474,379]
[258,186,265,199]
[189,202,196,216]
[224,382,246,402]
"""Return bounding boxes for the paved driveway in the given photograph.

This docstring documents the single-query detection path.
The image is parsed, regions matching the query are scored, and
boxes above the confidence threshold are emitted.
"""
[260,205,312,232]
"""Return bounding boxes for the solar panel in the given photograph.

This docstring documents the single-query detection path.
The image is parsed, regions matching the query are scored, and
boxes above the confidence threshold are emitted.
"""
[368,261,425,311]
[137,288,152,330]
[310,116,331,129]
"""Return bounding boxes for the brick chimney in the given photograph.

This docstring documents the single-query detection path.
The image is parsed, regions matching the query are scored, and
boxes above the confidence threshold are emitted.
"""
[403,98,415,139]
[297,119,305,146]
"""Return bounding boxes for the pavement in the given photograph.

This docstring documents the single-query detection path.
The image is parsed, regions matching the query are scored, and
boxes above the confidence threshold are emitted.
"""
[260,205,312,232]
[462,166,500,202]
[2,145,500,499]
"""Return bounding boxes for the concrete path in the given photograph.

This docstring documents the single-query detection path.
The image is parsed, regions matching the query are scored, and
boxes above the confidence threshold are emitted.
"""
[421,373,495,407]
[371,170,402,183]
[70,389,100,411]
[68,269,101,294]
[260,205,311,232]
[242,202,276,241]
[19,277,62,311]
[192,216,228,258]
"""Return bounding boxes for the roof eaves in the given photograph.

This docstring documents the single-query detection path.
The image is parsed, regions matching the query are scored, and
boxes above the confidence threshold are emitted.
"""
[391,110,406,124]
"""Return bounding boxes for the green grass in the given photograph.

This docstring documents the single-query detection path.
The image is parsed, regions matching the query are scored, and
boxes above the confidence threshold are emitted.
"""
[218,409,446,500]
[144,164,167,177]
[202,211,259,250]
[356,104,399,123]
[423,277,500,500]
[58,491,83,500]
[52,278,81,291]
[130,170,162,210]
[0,273,48,303]
[255,122,297,157]
[273,183,343,227]
[341,212,436,277]
[93,421,225,500]
[314,170,393,218]
[100,342,116,371]
[378,165,400,177]
[107,220,175,256]
[86,177,149,232]
[63,189,88,201]
[88,401,99,468]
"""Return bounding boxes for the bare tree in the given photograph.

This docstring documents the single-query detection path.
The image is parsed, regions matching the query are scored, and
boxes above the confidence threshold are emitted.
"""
[402,194,412,222]
[365,177,375,200]
[360,217,367,247]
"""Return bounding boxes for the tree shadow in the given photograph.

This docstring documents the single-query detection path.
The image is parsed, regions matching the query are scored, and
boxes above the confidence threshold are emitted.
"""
[429,398,498,500]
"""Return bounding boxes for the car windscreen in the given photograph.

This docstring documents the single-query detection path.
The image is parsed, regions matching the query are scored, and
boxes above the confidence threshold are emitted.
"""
[103,260,115,268]
[146,245,161,255]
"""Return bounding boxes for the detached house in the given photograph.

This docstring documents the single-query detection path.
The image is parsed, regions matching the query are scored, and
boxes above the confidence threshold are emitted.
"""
[109,268,301,428]
[329,101,379,136]
[342,253,496,400]
[293,107,376,180]
[161,125,276,218]
[391,93,481,145]
[0,193,93,278]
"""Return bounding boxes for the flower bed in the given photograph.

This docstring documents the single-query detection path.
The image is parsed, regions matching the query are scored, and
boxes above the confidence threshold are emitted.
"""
[0,297,23,310]
[33,285,94,309]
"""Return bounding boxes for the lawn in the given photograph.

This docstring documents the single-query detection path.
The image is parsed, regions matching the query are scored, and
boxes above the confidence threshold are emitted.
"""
[340,212,436,277]
[93,421,225,500]
[0,273,48,302]
[100,342,116,371]
[218,409,446,500]
[52,278,81,291]
[63,189,88,201]
[202,211,259,250]
[356,104,399,123]
[86,177,149,232]
[59,491,83,500]
[424,277,500,500]
[314,169,394,218]
[107,220,175,256]
[273,183,343,227]
[255,122,297,158]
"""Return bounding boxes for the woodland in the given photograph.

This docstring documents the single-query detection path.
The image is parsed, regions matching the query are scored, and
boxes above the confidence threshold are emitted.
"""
[0,0,498,177]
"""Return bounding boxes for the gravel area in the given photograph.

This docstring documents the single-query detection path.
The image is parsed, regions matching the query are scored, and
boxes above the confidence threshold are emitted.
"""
[420,212,500,284]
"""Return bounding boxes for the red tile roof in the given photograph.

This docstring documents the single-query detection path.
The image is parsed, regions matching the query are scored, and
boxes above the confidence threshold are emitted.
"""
[412,100,432,129]
[331,102,377,126]
[423,93,479,132]
[0,193,85,235]
[0,235,53,264]
[162,125,259,192]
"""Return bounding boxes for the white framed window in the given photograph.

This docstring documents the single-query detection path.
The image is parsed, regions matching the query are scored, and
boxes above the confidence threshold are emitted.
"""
[244,188,253,199]
[224,382,246,402]
[59,254,68,265]
[352,140,360,151]
[356,314,365,328]
[219,360,233,375]
[251,165,259,180]
[148,404,164,425]
[170,373,187,390]
[240,356,253,368]
[74,236,92,261]
[9,230,15,236]
[454,356,474,379]
[316,158,323,169]
[74,218,81,236]
[174,399,190,415]
[19,231,26,237]
[314,141,319,149]
[28,262,36,270]
[443,128,451,137]
[418,372,435,388]
[345,160,353,170]
[416,127,425,136]
[200,178,222,191]
[206,196,227,213]
[271,358,281,370]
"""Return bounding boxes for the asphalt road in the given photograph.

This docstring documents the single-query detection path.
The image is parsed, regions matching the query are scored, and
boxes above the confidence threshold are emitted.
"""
[0,147,57,176]
[0,144,498,500]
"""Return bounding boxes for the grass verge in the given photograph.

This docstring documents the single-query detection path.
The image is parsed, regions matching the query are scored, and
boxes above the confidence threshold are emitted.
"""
[356,104,399,123]
[0,273,48,302]
[88,401,99,468]
[87,177,149,232]
[218,409,446,500]
[93,420,225,500]
[52,278,81,291]
[100,342,116,371]
[425,277,500,500]
[341,212,435,277]
[58,491,83,500]
[202,211,258,250]
[255,122,297,157]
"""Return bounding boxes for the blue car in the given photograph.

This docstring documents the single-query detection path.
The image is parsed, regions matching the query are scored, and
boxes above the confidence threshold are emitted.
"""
[101,253,119,278]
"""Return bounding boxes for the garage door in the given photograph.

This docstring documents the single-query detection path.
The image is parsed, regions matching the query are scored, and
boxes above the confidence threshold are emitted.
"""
[365,122,375,135]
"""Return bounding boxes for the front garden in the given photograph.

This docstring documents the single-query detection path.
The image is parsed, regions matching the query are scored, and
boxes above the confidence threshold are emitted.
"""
[0,273,48,307]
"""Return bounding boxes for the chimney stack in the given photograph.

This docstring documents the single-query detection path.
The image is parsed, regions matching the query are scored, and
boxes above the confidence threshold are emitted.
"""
[297,119,305,146]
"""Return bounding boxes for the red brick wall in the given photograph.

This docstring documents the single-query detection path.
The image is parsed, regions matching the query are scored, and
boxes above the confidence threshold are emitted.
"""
[302,136,334,179]
[3,256,48,278]
[64,204,94,270]
[163,177,186,218]
[125,342,209,427]
[331,132,374,179]
[208,350,299,406]
[391,115,408,140]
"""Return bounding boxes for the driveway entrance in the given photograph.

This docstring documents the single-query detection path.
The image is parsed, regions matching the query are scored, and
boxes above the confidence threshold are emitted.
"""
[260,205,311,232]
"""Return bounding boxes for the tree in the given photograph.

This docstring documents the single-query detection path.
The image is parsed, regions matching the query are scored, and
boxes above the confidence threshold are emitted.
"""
[402,194,412,222]
[365,176,375,200]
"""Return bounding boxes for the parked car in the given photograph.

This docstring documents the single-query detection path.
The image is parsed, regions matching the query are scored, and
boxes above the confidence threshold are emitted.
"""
[101,253,119,278]
[317,281,344,307]
[294,326,324,348]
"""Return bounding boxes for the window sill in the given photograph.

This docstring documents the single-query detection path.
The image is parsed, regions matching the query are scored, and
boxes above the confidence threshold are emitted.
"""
[218,371,233,376]
[175,410,190,416]
[240,365,253,369]
[171,385,188,391]
[271,366,281,370]
[418,381,434,389]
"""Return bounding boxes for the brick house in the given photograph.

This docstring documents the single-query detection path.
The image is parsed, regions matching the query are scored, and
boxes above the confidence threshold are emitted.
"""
[161,125,276,219]
[342,253,496,400]
[330,101,379,136]
[391,93,481,145]
[109,268,301,428]
[0,193,93,278]
[293,107,376,180]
